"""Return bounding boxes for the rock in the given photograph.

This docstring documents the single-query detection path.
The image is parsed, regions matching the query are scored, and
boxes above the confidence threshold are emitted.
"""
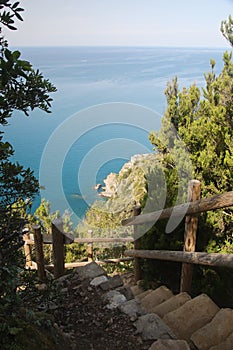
[101,172,118,197]
[48,302,59,310]
[163,293,219,341]
[191,308,233,350]
[151,292,191,318]
[136,279,144,286]
[90,275,108,286]
[121,272,135,286]
[54,273,72,286]
[75,262,106,281]
[103,290,127,309]
[209,331,233,350]
[37,283,48,291]
[131,285,145,296]
[141,286,173,312]
[149,339,190,350]
[116,285,134,300]
[119,299,146,321]
[60,287,69,294]
[134,313,175,340]
[100,275,123,290]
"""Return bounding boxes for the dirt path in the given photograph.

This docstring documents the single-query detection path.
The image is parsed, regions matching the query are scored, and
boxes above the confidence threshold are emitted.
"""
[27,269,152,350]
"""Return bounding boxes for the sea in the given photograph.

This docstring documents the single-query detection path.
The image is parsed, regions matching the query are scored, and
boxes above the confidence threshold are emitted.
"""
[3,46,228,223]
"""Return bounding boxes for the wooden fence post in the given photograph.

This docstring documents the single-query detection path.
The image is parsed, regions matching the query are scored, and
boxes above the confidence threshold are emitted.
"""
[52,219,65,278]
[87,230,93,261]
[33,225,46,281]
[180,180,201,292]
[23,229,32,268]
[133,205,142,283]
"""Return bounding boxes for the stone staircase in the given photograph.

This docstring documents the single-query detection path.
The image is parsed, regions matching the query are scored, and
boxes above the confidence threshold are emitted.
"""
[56,262,233,350]
[128,284,233,349]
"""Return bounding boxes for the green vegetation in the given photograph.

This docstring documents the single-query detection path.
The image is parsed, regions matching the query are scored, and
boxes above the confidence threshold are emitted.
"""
[85,155,150,233]
[0,1,56,348]
[142,49,233,303]
[149,50,233,247]
[1,1,233,347]
[83,18,233,306]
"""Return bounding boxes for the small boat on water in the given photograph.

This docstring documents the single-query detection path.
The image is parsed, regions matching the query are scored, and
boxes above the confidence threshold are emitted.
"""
[70,193,83,199]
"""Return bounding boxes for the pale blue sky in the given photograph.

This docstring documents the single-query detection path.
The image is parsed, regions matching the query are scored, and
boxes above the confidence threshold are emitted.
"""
[5,0,233,47]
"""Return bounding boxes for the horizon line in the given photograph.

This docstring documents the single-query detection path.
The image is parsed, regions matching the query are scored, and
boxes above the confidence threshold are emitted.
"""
[9,44,231,50]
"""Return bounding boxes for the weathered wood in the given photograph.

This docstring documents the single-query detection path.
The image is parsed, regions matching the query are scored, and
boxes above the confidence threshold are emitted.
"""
[124,249,233,268]
[65,257,133,267]
[87,230,93,261]
[133,206,142,283]
[33,225,46,281]
[25,257,134,270]
[52,220,65,278]
[51,220,74,244]
[24,235,134,245]
[39,257,134,269]
[73,237,134,243]
[23,232,32,267]
[180,180,201,293]
[122,191,233,226]
[23,234,53,245]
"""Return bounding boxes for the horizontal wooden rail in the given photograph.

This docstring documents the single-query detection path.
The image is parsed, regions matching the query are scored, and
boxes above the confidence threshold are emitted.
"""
[63,257,133,268]
[74,237,134,243]
[23,235,134,245]
[124,249,233,268]
[28,257,133,270]
[23,234,54,245]
[122,191,233,226]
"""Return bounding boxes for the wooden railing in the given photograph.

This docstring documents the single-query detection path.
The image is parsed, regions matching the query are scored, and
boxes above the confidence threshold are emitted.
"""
[23,223,134,281]
[122,180,233,292]
[23,180,233,291]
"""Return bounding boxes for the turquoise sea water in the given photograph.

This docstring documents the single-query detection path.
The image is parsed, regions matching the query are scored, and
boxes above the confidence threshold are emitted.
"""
[3,46,227,221]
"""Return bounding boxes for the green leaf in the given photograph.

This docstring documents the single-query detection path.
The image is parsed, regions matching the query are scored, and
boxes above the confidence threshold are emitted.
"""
[9,327,23,335]
[6,23,17,30]
[14,10,23,21]
[4,48,12,60]
[12,1,20,9]
[12,50,20,61]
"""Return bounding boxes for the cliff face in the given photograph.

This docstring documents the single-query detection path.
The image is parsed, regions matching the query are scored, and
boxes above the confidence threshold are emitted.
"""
[100,153,156,201]
[84,153,160,231]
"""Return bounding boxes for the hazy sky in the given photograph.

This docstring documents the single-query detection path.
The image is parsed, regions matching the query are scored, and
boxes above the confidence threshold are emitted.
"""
[5,0,233,47]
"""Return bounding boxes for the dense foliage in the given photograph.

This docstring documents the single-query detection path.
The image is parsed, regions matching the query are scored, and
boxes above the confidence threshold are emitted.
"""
[149,52,233,250]
[0,0,56,309]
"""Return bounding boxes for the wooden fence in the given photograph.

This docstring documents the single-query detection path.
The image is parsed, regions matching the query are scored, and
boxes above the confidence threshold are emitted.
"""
[122,180,233,292]
[23,180,233,292]
[23,223,134,280]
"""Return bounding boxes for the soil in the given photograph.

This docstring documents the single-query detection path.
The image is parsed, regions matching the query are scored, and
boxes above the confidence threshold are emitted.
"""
[23,272,154,350]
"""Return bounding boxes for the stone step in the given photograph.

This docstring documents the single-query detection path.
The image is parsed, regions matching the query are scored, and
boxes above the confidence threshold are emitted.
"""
[74,264,233,350]
[120,278,233,349]
[191,308,233,350]
[149,339,190,350]
[135,289,153,301]
[163,293,220,341]
[130,284,145,296]
[151,292,191,318]
[209,331,233,350]
[140,285,174,312]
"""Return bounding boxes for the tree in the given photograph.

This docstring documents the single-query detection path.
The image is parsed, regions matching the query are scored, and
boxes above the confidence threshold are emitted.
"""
[0,1,56,305]
[149,52,233,241]
[146,23,233,303]
[221,15,233,47]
